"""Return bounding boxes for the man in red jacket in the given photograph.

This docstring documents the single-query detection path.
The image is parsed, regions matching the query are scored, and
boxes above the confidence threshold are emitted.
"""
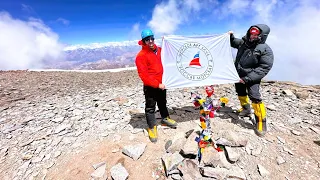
[135,29,177,143]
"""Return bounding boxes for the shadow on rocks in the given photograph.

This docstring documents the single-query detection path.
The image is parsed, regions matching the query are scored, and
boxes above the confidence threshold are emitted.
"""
[216,106,255,130]
[128,106,202,129]
[128,112,148,129]
[128,105,254,131]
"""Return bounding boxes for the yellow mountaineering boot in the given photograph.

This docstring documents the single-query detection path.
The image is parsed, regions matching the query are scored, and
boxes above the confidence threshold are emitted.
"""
[147,126,158,143]
[252,102,267,136]
[238,96,251,117]
[161,117,177,128]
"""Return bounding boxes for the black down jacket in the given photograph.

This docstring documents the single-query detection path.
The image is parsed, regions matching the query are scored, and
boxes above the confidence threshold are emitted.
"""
[230,24,274,83]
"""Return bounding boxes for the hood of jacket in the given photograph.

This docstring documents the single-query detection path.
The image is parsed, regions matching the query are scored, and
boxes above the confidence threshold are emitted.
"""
[242,24,270,44]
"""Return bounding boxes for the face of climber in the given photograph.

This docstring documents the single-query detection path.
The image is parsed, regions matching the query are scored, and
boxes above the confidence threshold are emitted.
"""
[249,27,260,42]
[143,36,155,49]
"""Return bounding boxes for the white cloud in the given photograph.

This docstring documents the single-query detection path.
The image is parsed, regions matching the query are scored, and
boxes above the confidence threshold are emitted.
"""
[147,0,182,35]
[227,0,250,14]
[21,4,39,17]
[147,0,211,36]
[221,0,320,85]
[184,0,201,11]
[132,23,140,31]
[0,12,65,70]
[264,3,320,85]
[21,4,34,13]
[57,18,70,25]
[145,0,320,84]
[128,23,141,40]
[250,0,277,23]
[212,0,251,19]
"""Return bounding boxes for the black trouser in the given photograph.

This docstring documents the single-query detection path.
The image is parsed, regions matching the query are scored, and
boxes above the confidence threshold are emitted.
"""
[235,82,262,103]
[143,86,169,128]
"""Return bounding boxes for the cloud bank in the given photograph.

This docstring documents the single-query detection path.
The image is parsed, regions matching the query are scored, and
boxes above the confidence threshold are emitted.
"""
[147,0,320,85]
[0,12,65,70]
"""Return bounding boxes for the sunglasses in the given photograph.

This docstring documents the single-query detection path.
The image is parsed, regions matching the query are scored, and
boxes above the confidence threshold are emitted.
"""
[144,36,155,42]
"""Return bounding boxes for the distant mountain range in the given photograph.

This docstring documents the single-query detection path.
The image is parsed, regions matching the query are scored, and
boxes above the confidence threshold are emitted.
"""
[44,39,236,70]
[44,40,162,70]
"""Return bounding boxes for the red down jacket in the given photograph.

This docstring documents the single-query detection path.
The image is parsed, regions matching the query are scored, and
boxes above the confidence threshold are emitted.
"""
[135,40,163,88]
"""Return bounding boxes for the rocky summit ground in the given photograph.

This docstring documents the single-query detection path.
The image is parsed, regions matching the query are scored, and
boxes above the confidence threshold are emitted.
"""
[0,70,319,180]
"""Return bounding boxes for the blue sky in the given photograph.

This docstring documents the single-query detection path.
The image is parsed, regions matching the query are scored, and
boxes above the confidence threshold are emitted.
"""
[0,0,249,44]
[1,0,155,44]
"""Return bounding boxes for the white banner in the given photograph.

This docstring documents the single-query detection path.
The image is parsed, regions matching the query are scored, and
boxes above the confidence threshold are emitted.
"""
[161,33,240,89]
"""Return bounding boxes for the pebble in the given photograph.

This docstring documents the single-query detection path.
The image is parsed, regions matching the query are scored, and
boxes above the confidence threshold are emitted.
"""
[310,127,320,134]
[276,156,286,165]
[257,164,270,177]
[283,147,294,155]
[277,136,286,144]
[291,130,301,136]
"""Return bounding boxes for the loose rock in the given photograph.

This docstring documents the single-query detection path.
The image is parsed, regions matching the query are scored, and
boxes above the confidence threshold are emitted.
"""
[257,164,270,177]
[165,132,187,153]
[216,131,248,147]
[91,163,107,180]
[161,152,184,176]
[224,146,240,162]
[110,163,129,180]
[277,156,286,165]
[178,159,202,179]
[291,130,301,136]
[251,145,263,156]
[199,167,228,179]
[310,127,320,134]
[122,143,146,161]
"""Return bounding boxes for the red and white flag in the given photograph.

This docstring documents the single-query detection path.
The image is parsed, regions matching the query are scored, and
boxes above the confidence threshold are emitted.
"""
[161,33,240,89]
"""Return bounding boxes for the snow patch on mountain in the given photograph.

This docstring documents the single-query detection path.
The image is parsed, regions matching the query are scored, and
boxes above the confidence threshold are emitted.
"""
[64,39,162,51]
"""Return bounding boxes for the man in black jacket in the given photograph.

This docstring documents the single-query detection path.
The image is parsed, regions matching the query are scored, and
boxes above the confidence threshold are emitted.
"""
[229,24,274,136]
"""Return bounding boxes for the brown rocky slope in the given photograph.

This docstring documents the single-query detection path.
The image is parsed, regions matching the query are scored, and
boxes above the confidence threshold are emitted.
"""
[0,70,319,180]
